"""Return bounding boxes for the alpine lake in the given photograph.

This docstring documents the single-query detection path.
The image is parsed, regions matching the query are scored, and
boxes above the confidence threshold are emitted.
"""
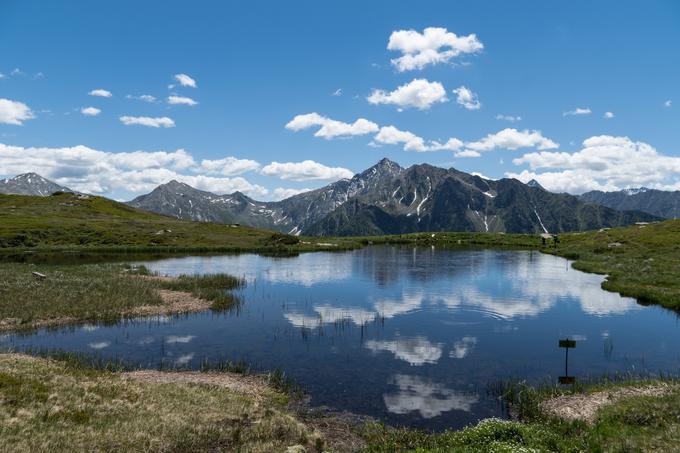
[5,246,680,431]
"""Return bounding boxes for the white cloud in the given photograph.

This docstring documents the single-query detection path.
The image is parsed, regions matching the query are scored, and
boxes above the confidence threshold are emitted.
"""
[372,126,423,151]
[563,107,591,116]
[371,125,462,152]
[197,156,260,176]
[0,98,35,125]
[89,89,112,98]
[272,187,313,200]
[81,107,101,116]
[367,79,448,110]
[455,150,482,158]
[0,142,268,199]
[604,111,615,119]
[383,374,479,418]
[167,95,198,106]
[449,336,477,359]
[174,73,197,88]
[165,335,195,344]
[174,353,194,366]
[471,171,492,180]
[387,27,483,72]
[464,128,558,155]
[332,88,342,96]
[285,112,378,139]
[261,160,353,182]
[509,135,680,193]
[665,100,672,108]
[452,86,481,110]
[496,114,521,122]
[11,68,24,76]
[0,72,5,79]
[365,336,443,366]
[119,116,175,128]
[88,341,110,350]
[127,94,157,103]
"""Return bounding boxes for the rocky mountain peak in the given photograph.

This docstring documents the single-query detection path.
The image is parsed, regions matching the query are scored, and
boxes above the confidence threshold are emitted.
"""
[0,172,73,196]
[527,179,545,190]
[372,157,402,174]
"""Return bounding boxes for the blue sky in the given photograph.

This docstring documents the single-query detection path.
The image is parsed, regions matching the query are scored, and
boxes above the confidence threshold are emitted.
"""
[1,0,679,200]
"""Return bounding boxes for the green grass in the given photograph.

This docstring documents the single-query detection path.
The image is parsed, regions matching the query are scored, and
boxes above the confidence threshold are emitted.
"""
[0,192,356,253]
[154,272,245,312]
[361,377,680,452]
[0,262,243,330]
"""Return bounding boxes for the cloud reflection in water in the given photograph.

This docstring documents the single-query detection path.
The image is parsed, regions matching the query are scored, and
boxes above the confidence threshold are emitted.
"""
[383,374,479,418]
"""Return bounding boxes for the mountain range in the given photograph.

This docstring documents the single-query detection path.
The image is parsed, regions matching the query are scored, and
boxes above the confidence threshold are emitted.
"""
[128,158,658,235]
[0,173,73,196]
[580,188,680,219]
[3,161,661,236]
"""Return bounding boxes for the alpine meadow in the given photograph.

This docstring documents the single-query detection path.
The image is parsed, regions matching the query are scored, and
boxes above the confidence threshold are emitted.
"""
[2,2,680,452]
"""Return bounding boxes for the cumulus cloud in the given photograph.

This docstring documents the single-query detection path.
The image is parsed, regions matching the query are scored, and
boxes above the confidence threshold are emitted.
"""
[89,89,112,97]
[126,94,157,103]
[495,114,521,122]
[452,86,481,110]
[119,116,175,128]
[167,95,198,106]
[665,100,672,108]
[455,150,482,158]
[604,111,615,119]
[371,125,463,152]
[272,187,313,200]
[0,98,35,125]
[196,156,260,176]
[0,142,268,199]
[285,112,378,139]
[261,160,353,182]
[563,107,591,116]
[81,107,101,116]
[508,135,680,193]
[365,336,443,366]
[367,79,448,110]
[465,128,559,154]
[387,27,483,71]
[173,73,197,88]
[332,88,342,96]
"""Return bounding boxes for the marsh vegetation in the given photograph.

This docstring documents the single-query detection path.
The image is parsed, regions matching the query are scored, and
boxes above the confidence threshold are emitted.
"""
[0,262,243,331]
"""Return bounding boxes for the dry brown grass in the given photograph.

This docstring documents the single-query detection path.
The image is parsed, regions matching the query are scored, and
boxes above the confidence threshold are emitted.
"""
[0,353,331,452]
[541,383,675,423]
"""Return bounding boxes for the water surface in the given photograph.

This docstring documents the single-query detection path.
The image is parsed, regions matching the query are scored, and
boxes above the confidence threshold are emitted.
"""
[5,247,680,430]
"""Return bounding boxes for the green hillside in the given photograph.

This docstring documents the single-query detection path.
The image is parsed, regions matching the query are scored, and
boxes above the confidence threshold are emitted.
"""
[0,192,309,252]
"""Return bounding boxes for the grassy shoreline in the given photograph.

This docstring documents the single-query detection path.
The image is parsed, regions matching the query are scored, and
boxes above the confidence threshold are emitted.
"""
[3,352,680,452]
[0,262,244,332]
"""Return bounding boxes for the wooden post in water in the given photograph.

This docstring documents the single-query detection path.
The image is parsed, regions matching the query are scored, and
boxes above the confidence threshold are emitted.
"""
[558,339,576,385]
